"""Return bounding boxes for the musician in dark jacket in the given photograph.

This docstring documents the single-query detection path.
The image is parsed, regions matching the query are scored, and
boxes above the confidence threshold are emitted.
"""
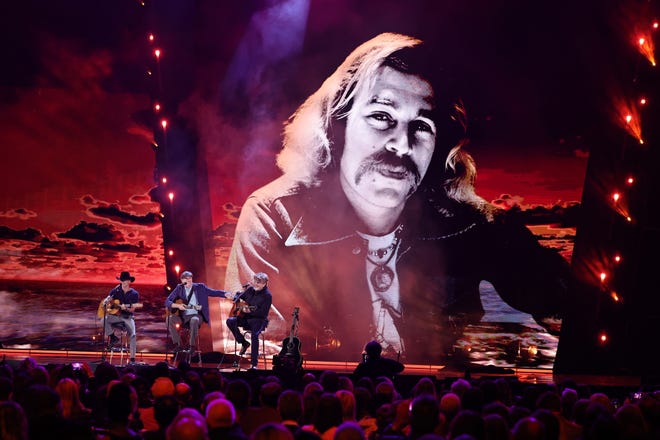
[165,270,231,351]
[226,272,273,369]
[353,340,404,380]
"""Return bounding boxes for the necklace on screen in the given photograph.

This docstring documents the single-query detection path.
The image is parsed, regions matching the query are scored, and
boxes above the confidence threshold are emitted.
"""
[365,225,403,293]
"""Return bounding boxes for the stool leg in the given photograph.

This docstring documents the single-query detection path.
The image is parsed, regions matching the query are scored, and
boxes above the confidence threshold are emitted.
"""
[119,332,126,366]
[262,333,266,369]
[108,335,114,365]
[194,332,202,367]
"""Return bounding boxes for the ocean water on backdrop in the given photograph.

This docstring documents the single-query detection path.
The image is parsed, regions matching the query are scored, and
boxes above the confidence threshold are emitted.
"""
[0,280,169,353]
[0,279,559,368]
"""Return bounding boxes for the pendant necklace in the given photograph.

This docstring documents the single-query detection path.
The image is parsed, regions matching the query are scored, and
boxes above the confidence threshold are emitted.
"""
[365,226,403,293]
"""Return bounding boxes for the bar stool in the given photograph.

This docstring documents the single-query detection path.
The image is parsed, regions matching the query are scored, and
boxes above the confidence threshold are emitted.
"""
[173,325,202,367]
[107,322,129,366]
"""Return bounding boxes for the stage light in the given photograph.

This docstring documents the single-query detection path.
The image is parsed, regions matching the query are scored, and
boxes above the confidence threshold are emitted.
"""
[161,177,167,184]
[174,265,180,274]
[625,114,632,123]
[154,103,161,112]
[599,332,608,343]
[161,119,168,129]
[612,192,620,202]
[527,344,538,357]
[154,49,161,59]
[610,291,620,302]
[148,33,154,42]
[168,250,174,256]
[626,176,634,185]
[175,323,180,330]
[165,284,172,291]
[600,272,607,282]
[614,254,621,263]
[640,97,646,105]
[147,70,152,76]
[626,216,632,222]
[638,37,645,46]
[168,192,174,201]
[654,21,659,29]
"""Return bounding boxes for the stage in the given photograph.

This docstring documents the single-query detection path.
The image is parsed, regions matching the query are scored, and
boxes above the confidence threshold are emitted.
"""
[0,348,643,390]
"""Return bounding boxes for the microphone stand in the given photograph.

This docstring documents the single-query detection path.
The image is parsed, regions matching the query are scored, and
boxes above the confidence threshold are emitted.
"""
[100,297,109,362]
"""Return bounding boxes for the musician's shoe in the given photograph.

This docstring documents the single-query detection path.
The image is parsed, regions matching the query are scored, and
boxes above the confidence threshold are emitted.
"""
[239,342,250,355]
[249,365,258,370]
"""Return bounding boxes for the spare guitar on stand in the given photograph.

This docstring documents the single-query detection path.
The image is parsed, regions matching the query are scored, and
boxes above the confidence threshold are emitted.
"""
[272,307,303,376]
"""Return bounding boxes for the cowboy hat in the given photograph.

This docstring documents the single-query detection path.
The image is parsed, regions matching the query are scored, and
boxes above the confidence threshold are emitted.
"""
[117,271,135,282]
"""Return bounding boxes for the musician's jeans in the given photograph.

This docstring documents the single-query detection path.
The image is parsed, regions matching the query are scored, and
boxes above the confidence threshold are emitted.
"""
[104,314,137,359]
[167,313,201,348]
[226,317,268,366]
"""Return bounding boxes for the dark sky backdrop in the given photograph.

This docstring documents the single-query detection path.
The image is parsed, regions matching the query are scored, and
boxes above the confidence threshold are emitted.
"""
[0,0,642,284]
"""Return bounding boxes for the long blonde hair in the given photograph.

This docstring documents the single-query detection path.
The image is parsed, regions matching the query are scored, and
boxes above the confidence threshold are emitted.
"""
[55,378,89,419]
[277,32,486,208]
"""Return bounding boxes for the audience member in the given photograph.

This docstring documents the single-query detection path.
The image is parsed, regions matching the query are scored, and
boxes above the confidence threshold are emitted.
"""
[353,341,404,381]
[250,422,294,440]
[336,390,357,422]
[0,400,28,440]
[241,381,283,435]
[511,416,545,440]
[334,421,366,440]
[140,377,175,432]
[166,407,208,440]
[302,392,343,439]
[55,378,92,423]
[142,395,180,440]
[408,395,440,440]
[206,397,248,440]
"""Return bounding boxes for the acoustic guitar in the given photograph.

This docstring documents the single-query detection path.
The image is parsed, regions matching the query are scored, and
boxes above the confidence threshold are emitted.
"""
[97,299,144,318]
[230,297,256,317]
[273,307,302,373]
[167,298,202,317]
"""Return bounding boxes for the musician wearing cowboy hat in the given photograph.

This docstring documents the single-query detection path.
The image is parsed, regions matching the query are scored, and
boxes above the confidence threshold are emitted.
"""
[101,271,140,363]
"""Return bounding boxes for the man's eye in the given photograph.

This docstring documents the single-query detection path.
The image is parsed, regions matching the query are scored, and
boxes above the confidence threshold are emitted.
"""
[410,120,434,135]
[368,112,395,129]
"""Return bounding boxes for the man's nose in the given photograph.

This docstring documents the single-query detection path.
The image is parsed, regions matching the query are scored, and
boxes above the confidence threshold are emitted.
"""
[384,126,412,156]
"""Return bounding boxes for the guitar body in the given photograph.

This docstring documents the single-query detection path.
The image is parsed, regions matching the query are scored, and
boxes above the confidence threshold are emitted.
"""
[98,299,144,317]
[276,336,302,368]
[230,298,255,318]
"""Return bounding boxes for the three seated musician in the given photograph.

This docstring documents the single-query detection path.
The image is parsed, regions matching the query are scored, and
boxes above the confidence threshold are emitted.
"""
[165,270,232,353]
[102,271,141,364]
[226,272,273,369]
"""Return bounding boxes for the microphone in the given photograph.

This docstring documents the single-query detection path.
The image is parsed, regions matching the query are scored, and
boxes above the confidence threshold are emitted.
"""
[242,283,250,289]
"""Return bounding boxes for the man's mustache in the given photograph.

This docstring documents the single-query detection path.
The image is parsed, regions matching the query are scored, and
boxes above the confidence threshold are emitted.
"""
[355,149,421,188]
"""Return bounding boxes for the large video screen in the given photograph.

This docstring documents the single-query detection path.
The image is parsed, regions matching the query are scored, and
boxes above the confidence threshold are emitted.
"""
[199,2,589,368]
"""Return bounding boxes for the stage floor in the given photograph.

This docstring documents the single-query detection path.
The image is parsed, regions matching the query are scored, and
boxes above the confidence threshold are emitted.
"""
[0,348,644,389]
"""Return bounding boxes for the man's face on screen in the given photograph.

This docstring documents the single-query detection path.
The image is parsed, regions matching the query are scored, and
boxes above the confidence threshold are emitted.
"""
[340,66,437,210]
